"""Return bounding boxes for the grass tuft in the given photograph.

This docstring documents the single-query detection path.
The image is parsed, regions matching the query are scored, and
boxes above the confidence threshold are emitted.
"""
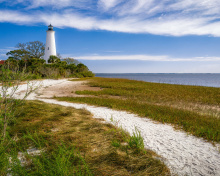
[128,127,144,151]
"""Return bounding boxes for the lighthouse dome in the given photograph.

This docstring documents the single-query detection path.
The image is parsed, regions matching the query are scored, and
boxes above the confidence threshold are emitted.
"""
[48,24,53,31]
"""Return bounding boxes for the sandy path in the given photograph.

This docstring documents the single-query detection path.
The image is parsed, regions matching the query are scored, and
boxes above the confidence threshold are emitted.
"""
[7,79,220,176]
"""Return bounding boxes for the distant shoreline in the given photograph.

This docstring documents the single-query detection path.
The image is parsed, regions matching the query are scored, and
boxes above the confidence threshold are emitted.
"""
[95,73,220,88]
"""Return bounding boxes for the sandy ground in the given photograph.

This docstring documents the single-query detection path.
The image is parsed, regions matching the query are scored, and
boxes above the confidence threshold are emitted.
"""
[2,79,220,176]
[37,79,101,99]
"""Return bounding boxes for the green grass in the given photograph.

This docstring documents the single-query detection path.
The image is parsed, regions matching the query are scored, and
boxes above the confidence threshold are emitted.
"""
[76,78,220,105]
[0,100,169,175]
[1,135,92,176]
[57,77,220,143]
[128,128,145,151]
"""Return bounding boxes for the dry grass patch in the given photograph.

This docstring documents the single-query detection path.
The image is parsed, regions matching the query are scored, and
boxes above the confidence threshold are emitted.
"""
[4,101,170,176]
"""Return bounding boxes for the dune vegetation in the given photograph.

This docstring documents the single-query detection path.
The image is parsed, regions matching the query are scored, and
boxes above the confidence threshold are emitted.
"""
[58,77,220,143]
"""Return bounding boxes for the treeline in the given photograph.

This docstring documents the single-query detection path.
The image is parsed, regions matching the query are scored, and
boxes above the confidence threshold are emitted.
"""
[0,41,94,79]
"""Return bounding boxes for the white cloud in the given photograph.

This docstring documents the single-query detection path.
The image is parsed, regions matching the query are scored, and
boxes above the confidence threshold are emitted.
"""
[28,0,94,9]
[98,0,123,11]
[75,54,220,62]
[39,11,97,30]
[0,47,14,53]
[1,0,220,36]
[0,48,13,59]
[0,10,38,24]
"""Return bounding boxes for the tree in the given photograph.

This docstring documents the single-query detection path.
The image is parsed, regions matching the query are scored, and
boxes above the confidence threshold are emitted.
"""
[3,40,94,79]
[76,63,89,73]
[26,58,46,74]
[4,57,19,71]
[48,55,61,64]
[16,41,45,59]
[6,49,30,60]
[62,57,80,65]
[66,63,77,74]
[6,41,45,70]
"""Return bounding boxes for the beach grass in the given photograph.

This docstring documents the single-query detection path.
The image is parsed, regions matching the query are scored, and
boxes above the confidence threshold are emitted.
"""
[0,100,169,175]
[57,77,220,143]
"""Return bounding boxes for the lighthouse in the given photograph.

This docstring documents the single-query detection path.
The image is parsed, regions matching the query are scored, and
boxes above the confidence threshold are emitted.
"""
[44,24,56,63]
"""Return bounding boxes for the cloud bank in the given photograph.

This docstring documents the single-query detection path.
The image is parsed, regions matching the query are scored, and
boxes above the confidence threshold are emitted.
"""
[1,0,220,36]
[75,55,220,62]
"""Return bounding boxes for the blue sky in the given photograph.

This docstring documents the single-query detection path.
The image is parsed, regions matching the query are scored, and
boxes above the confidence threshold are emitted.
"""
[0,0,220,73]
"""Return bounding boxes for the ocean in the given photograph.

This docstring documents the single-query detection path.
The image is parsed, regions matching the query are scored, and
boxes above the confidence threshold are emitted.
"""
[95,73,220,88]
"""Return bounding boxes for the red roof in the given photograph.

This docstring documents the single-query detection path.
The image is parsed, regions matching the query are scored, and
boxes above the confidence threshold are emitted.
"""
[0,60,5,65]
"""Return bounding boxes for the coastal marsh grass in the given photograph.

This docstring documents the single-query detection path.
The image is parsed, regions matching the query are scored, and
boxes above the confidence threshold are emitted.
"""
[57,77,220,143]
[0,101,169,175]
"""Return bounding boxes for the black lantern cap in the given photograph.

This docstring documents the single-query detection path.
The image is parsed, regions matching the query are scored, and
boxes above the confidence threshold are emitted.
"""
[48,24,53,31]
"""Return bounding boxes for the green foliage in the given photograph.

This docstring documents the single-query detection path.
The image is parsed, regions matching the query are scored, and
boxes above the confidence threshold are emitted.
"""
[111,139,121,148]
[128,128,144,151]
[76,63,89,73]
[16,41,45,59]
[6,49,30,60]
[81,71,95,77]
[0,136,92,176]
[111,128,144,152]
[48,55,61,64]
[63,57,80,65]
[2,41,94,79]
[0,143,8,174]
[0,66,37,140]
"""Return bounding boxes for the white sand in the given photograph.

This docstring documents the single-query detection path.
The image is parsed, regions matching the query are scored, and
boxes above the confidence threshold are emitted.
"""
[2,79,220,176]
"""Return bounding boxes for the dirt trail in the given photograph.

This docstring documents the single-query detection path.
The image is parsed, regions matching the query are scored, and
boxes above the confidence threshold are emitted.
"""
[14,79,220,176]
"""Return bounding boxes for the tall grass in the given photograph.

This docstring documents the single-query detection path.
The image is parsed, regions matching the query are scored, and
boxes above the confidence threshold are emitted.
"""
[57,77,220,142]
[0,133,92,176]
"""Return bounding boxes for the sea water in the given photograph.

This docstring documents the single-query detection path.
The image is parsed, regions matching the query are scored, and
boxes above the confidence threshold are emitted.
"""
[95,73,220,88]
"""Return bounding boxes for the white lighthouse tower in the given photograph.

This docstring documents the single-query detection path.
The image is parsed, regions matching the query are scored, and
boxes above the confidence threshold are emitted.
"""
[44,24,56,63]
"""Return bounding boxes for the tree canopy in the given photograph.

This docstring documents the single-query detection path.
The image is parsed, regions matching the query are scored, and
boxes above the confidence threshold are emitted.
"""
[62,57,80,65]
[2,41,94,79]
[48,55,61,64]
[6,49,30,60]
[16,41,45,59]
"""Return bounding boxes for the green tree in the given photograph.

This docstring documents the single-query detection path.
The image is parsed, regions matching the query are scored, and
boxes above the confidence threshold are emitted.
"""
[16,41,45,59]
[4,57,19,68]
[6,49,30,60]
[26,58,45,74]
[48,55,61,64]
[63,57,80,65]
[66,63,77,74]
[76,63,89,73]
[3,41,94,79]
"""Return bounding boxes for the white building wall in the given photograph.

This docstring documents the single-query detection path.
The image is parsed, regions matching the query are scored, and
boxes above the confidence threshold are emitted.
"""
[44,30,56,63]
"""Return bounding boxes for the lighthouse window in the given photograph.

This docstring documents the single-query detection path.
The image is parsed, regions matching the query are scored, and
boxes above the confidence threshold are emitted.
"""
[48,47,49,50]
